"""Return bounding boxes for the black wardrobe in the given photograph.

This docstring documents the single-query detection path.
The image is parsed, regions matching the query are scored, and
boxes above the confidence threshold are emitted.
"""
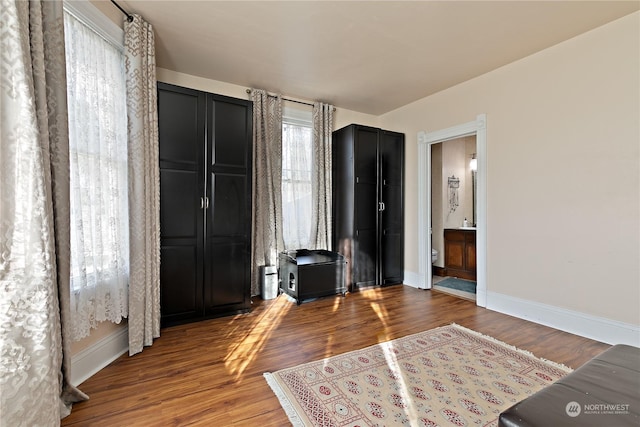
[332,124,404,291]
[157,82,252,326]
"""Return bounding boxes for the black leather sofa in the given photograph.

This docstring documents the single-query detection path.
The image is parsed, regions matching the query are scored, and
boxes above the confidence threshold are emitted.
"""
[499,344,639,427]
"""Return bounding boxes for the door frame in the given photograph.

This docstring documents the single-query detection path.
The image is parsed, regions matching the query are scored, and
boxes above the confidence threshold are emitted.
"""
[417,114,487,307]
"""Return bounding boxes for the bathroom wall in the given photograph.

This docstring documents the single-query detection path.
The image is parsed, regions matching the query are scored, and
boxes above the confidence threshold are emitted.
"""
[442,138,469,229]
[464,136,477,225]
[431,144,444,267]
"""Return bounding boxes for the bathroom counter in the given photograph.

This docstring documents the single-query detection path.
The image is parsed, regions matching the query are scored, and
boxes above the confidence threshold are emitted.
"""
[444,228,476,281]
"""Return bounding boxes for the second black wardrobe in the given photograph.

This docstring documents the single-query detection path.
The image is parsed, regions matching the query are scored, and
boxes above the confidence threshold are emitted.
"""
[332,124,405,291]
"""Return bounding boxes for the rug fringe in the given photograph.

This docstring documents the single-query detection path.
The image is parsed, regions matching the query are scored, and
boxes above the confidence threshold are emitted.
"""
[448,323,573,371]
[263,373,305,427]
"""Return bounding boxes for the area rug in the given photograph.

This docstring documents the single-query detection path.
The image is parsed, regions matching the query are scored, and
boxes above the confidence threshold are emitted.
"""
[436,278,476,294]
[264,324,571,427]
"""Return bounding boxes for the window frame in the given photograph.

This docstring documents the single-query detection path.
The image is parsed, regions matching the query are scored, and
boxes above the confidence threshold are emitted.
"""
[281,106,314,249]
[63,1,128,292]
[63,0,124,51]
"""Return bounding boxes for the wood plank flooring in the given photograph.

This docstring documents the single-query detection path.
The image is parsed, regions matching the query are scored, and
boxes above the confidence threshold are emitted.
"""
[62,285,610,426]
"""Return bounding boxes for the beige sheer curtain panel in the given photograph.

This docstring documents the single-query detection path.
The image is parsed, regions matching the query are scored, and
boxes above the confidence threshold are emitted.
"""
[125,14,161,356]
[251,89,284,295]
[0,0,88,422]
[311,102,334,250]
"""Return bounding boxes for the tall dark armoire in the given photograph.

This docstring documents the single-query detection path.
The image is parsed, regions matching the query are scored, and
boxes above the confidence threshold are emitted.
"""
[332,124,404,291]
[157,82,252,326]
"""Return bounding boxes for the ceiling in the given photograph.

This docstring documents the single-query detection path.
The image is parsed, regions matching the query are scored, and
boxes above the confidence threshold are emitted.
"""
[115,1,639,115]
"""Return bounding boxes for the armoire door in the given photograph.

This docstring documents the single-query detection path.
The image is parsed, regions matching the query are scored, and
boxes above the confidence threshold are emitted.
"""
[379,130,404,285]
[157,83,205,325]
[353,126,379,288]
[204,95,252,314]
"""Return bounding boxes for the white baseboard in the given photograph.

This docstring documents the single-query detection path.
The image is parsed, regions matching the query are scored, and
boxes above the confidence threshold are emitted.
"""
[401,271,638,346]
[71,327,129,386]
[487,291,640,347]
[403,271,423,289]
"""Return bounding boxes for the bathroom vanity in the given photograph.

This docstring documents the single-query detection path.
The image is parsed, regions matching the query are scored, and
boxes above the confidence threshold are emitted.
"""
[444,228,476,281]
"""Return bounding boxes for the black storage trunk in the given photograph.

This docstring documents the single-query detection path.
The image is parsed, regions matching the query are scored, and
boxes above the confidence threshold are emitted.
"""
[278,249,346,305]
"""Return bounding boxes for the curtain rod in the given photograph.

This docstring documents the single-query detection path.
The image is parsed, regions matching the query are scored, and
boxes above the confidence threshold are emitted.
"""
[110,0,133,22]
[246,89,335,111]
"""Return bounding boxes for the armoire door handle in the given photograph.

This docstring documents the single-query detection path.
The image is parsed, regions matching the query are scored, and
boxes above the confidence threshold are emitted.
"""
[205,197,209,209]
[379,202,385,212]
[200,197,204,209]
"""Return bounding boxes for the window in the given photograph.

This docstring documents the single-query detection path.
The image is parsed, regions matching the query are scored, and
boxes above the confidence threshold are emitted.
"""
[63,3,129,340]
[282,107,313,249]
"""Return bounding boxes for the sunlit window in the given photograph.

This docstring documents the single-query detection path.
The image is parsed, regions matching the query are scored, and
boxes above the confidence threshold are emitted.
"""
[64,3,129,340]
[282,109,313,249]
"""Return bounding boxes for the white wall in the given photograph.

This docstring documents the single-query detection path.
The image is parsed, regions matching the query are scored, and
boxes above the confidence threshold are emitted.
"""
[70,320,128,385]
[156,68,379,130]
[380,12,640,328]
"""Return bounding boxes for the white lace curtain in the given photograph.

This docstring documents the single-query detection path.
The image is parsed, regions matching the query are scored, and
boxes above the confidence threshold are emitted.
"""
[64,10,129,341]
[0,1,87,423]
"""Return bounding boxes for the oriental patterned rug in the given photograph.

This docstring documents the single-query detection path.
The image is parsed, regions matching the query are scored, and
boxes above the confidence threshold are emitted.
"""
[264,324,571,427]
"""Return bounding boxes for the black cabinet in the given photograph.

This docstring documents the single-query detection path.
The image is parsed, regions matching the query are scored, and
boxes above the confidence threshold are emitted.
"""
[157,82,252,326]
[332,124,404,291]
[278,250,346,305]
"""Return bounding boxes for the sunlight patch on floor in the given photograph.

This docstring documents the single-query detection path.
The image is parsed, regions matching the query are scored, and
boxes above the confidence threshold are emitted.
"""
[224,296,291,380]
[380,342,422,425]
[361,287,393,343]
[332,296,341,312]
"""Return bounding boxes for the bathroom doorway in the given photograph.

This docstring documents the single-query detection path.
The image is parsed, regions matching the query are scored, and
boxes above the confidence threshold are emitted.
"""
[417,114,487,307]
[430,136,477,301]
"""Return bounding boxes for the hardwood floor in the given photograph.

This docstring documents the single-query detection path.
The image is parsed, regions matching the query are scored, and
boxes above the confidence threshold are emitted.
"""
[62,285,610,426]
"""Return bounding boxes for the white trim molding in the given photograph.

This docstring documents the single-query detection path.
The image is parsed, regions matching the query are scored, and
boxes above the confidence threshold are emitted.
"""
[403,271,422,289]
[71,327,129,386]
[487,291,640,347]
[64,0,124,50]
[417,114,487,307]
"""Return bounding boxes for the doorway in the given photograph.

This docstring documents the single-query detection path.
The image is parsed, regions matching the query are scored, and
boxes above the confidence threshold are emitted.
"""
[417,114,487,307]
[431,136,477,301]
